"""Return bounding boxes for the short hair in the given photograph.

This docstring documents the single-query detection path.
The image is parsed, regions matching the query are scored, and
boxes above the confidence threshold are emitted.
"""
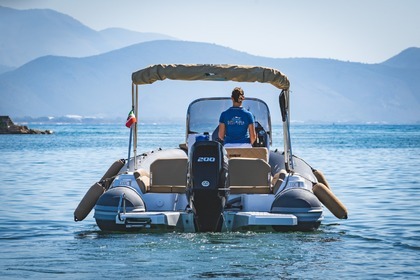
[231,87,244,102]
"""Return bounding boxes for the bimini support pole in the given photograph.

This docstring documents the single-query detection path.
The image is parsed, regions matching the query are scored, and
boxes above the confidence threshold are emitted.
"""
[133,84,138,170]
[279,90,294,172]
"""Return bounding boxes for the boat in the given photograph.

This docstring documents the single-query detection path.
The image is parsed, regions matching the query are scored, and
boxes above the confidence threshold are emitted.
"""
[74,64,348,232]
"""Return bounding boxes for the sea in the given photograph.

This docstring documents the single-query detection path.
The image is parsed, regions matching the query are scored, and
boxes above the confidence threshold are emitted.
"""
[0,123,419,279]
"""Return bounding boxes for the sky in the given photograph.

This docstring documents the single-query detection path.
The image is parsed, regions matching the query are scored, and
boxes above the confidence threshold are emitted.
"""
[1,0,419,63]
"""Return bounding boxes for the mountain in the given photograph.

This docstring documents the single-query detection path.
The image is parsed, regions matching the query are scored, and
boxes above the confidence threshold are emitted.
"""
[0,40,419,124]
[0,64,15,75]
[382,47,420,69]
[0,6,175,67]
[99,28,175,50]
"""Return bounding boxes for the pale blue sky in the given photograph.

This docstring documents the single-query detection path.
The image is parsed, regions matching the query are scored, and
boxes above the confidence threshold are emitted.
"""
[2,0,419,63]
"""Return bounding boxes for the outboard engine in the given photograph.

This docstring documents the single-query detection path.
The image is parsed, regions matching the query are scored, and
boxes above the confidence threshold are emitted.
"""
[188,139,229,232]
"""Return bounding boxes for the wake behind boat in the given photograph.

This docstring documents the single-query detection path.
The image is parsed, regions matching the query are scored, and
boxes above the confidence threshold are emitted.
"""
[74,64,347,232]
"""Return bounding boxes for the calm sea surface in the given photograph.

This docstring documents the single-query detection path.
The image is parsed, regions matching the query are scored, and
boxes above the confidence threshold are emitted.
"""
[0,123,419,279]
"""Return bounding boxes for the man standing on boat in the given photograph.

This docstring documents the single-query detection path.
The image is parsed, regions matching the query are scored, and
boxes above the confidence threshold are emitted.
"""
[218,87,257,147]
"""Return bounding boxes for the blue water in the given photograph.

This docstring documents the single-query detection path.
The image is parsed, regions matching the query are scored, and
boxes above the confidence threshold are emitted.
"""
[0,124,419,279]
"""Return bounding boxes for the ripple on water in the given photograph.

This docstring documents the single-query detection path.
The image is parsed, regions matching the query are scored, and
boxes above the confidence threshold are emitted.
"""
[0,124,419,279]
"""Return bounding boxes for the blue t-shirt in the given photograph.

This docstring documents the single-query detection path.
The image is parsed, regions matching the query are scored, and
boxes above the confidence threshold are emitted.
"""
[219,107,255,144]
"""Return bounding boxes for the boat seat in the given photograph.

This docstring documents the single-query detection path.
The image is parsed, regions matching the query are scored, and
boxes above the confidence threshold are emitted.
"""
[225,147,268,162]
[133,168,150,193]
[228,158,272,194]
[271,169,287,194]
[149,158,188,193]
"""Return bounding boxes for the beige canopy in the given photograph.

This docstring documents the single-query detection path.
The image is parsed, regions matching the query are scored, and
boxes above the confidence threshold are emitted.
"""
[131,64,290,90]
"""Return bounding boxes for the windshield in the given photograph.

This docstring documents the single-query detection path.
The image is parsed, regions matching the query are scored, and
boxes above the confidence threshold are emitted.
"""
[186,97,272,142]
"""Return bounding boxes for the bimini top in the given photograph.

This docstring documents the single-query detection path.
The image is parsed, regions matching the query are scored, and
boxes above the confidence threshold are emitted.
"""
[131,64,290,91]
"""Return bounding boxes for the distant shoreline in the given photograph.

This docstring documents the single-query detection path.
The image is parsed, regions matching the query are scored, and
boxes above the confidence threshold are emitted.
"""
[10,116,420,126]
[0,116,53,134]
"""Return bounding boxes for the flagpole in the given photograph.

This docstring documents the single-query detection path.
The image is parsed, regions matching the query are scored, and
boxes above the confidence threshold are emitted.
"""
[127,123,133,171]
[127,83,135,172]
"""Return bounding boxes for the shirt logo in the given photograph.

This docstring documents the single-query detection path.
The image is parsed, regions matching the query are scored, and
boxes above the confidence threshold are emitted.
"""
[227,116,245,126]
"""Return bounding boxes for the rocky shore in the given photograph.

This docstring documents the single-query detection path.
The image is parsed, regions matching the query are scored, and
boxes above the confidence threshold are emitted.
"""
[0,116,53,134]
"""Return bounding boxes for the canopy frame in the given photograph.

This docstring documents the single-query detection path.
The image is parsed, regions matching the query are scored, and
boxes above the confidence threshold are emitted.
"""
[130,64,294,171]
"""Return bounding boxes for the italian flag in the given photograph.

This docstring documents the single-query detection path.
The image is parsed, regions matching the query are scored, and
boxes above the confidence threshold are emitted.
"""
[125,110,137,128]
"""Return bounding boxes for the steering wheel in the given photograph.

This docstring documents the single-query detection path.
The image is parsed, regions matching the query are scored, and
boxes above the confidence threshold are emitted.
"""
[253,121,267,147]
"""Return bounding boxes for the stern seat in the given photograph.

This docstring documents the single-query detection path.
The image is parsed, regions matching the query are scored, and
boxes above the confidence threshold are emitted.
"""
[134,158,188,193]
[226,147,272,194]
[225,147,268,161]
[133,149,284,195]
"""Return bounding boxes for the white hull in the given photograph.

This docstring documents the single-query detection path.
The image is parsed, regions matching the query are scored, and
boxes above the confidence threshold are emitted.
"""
[92,148,325,232]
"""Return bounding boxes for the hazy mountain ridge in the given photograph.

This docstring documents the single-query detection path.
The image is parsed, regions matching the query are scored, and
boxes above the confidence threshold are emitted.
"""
[0,40,418,124]
[99,28,176,50]
[0,6,175,67]
[0,6,418,124]
[382,47,420,69]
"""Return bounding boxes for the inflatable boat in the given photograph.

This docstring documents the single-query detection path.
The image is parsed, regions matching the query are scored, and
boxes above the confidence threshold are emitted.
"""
[74,64,347,232]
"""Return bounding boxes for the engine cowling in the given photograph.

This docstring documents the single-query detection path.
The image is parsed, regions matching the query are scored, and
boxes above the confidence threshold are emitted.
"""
[187,140,229,232]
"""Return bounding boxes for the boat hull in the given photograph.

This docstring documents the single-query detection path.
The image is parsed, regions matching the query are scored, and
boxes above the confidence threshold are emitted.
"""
[93,208,321,233]
[87,146,328,233]
[93,183,323,232]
